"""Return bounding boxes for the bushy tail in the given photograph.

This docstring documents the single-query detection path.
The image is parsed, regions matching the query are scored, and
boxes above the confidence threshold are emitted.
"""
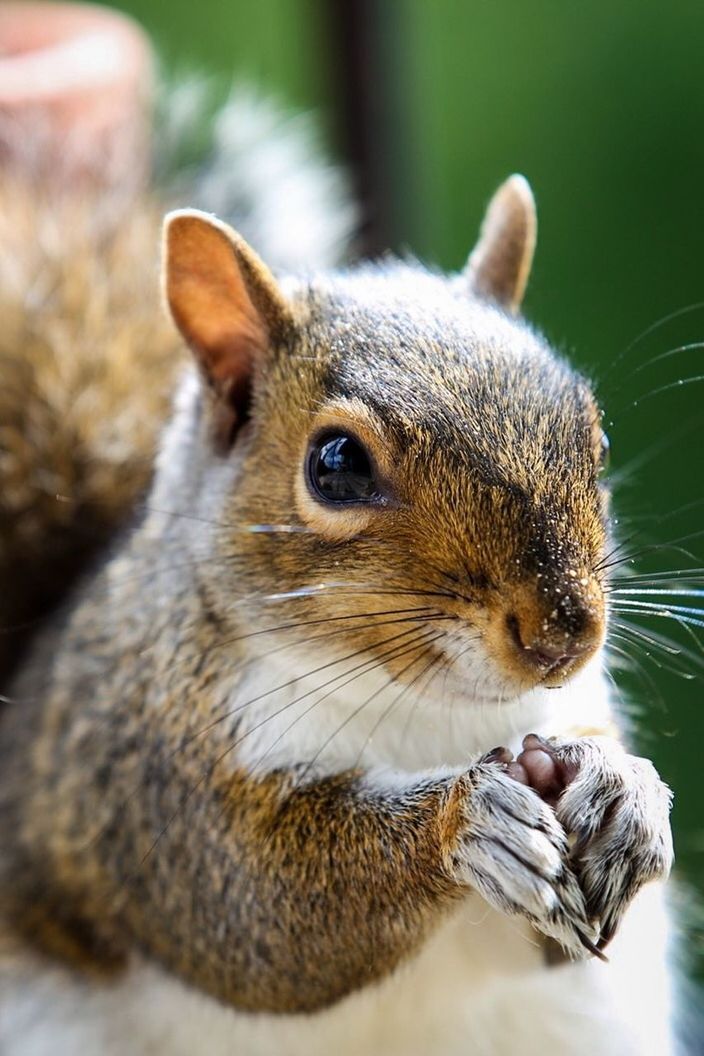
[156,80,357,271]
[0,85,356,681]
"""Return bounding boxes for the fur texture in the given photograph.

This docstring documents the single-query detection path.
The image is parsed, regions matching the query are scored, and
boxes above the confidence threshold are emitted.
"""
[0,185,676,1050]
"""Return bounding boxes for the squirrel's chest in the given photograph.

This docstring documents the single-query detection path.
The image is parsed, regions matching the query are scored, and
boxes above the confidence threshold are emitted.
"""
[1,910,529,1056]
[224,645,612,776]
[0,886,672,1056]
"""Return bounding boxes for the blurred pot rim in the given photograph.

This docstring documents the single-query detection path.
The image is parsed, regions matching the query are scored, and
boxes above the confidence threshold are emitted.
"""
[0,2,152,103]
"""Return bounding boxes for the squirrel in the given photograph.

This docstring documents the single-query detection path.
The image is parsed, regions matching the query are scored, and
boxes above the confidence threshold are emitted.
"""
[0,12,680,1048]
[0,164,679,1055]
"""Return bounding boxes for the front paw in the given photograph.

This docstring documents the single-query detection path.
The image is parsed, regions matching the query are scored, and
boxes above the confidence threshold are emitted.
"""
[518,734,674,948]
[451,760,600,960]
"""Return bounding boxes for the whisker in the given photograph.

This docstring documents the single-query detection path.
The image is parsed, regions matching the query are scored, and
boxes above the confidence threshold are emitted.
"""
[606,635,638,669]
[597,300,704,389]
[610,373,704,423]
[177,624,446,753]
[594,532,641,574]
[611,619,702,677]
[619,618,704,672]
[260,584,461,604]
[133,627,436,872]
[611,628,683,680]
[606,416,704,493]
[81,617,449,849]
[594,504,704,579]
[96,609,443,731]
[168,604,439,660]
[244,523,312,534]
[208,635,445,846]
[610,597,704,618]
[398,633,481,748]
[400,650,454,749]
[632,341,704,376]
[610,603,704,630]
[611,622,682,659]
[248,628,442,775]
[55,493,245,533]
[352,647,449,770]
[599,538,701,574]
[150,606,455,690]
[605,636,667,713]
[82,558,454,605]
[626,605,704,663]
[610,588,704,600]
[45,499,346,556]
[608,568,704,585]
[294,633,446,786]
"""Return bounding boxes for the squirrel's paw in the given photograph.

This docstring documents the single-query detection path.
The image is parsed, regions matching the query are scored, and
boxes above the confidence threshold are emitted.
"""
[519,735,674,949]
[451,760,599,960]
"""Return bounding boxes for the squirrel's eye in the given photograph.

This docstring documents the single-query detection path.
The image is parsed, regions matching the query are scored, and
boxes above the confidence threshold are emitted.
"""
[307,432,378,503]
[599,431,610,473]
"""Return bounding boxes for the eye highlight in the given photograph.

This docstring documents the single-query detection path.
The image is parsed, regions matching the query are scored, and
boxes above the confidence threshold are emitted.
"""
[307,432,379,504]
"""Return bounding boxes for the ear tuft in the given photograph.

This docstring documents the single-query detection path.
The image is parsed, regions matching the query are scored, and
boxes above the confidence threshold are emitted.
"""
[162,209,292,443]
[465,175,537,314]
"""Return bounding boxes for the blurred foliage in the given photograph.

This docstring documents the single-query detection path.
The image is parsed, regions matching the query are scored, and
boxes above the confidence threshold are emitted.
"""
[114,0,326,110]
[112,0,704,971]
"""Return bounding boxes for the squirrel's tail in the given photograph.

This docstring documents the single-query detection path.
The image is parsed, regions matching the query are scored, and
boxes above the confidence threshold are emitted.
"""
[0,85,356,682]
[156,80,357,272]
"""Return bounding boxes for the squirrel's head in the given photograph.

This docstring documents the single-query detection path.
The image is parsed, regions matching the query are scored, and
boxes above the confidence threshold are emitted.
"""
[163,176,609,705]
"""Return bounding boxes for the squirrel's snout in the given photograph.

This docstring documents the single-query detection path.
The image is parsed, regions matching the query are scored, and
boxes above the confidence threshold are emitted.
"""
[505,611,596,675]
[488,577,605,687]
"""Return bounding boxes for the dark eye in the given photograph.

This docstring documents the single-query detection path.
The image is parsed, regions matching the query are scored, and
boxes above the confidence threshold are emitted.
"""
[599,431,610,473]
[307,432,379,503]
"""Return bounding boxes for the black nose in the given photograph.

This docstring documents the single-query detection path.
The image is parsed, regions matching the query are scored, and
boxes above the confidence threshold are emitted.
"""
[506,612,594,673]
[551,590,591,638]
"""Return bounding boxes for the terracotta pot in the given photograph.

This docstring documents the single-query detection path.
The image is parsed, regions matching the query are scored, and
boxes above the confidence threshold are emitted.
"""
[0,2,153,188]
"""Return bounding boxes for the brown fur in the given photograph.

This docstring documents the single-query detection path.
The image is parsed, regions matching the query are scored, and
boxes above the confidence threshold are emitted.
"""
[0,183,625,1014]
[0,178,184,681]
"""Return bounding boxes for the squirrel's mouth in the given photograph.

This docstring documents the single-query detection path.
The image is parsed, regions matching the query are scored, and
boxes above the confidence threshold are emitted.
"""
[412,573,606,696]
[339,578,606,704]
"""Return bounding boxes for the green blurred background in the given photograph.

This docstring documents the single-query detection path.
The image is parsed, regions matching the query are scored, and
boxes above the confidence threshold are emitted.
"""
[113,0,704,971]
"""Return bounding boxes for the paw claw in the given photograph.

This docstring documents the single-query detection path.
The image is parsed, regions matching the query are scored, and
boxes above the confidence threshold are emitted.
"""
[577,928,609,962]
[455,766,595,958]
[524,737,673,946]
[481,746,514,765]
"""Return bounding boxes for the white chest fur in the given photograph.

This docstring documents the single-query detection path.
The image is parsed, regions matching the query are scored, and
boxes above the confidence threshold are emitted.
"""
[230,641,614,777]
[1,881,674,1056]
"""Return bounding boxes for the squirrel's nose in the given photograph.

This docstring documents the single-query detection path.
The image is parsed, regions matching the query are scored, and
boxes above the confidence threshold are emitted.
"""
[505,612,594,673]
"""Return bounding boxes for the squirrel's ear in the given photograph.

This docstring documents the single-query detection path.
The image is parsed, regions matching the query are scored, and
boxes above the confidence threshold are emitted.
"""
[163,209,292,443]
[464,175,537,314]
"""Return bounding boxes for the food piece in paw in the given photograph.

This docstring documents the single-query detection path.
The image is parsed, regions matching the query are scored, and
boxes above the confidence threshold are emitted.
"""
[483,737,576,807]
[514,735,572,807]
[480,742,562,801]
[479,746,529,786]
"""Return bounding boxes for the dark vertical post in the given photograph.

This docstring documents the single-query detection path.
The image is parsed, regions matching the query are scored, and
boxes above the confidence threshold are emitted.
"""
[323,0,404,257]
